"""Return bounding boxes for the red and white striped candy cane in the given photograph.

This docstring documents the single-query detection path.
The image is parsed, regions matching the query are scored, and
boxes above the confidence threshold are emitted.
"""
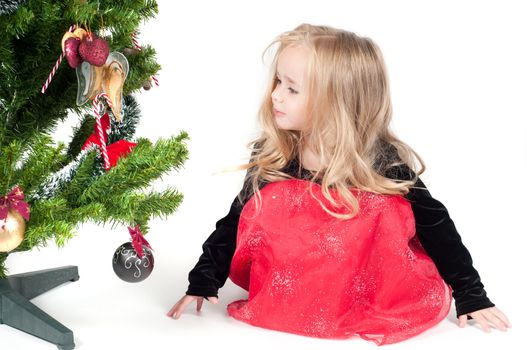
[41,25,76,94]
[131,31,159,87]
[93,93,113,170]
[131,32,142,51]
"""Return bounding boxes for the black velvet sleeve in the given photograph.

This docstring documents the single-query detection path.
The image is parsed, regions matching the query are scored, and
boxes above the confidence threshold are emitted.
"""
[386,165,495,317]
[185,196,242,298]
[186,152,260,298]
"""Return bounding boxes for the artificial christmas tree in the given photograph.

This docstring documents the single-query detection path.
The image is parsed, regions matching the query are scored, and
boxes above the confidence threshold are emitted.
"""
[0,1,187,348]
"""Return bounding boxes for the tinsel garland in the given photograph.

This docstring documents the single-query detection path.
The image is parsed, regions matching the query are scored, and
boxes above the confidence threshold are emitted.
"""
[0,0,27,16]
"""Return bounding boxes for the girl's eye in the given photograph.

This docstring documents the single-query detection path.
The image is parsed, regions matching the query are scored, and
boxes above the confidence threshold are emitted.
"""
[275,76,297,94]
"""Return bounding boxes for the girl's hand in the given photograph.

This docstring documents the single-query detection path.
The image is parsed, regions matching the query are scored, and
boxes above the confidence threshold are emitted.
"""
[458,306,511,332]
[166,294,219,319]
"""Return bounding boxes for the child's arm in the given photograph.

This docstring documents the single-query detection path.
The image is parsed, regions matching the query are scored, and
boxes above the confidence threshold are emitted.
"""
[166,196,242,319]
[406,176,495,316]
[185,196,243,298]
[407,181,510,330]
[169,148,261,318]
[185,150,260,298]
[386,164,493,313]
[386,163,510,331]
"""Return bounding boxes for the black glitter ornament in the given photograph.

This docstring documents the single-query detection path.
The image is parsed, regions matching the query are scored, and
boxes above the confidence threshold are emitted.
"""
[112,242,154,282]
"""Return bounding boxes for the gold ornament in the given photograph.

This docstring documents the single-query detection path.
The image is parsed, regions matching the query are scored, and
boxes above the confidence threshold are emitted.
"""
[61,28,88,52]
[0,209,26,252]
[73,28,88,41]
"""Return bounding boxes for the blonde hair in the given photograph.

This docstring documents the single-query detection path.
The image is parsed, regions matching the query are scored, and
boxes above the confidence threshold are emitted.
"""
[240,23,425,219]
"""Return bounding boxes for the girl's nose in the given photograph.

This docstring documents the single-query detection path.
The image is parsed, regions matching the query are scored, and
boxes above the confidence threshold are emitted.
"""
[271,87,283,103]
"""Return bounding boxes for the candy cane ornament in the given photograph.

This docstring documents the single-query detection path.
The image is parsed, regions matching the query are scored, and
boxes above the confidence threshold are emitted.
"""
[93,93,113,170]
[131,31,159,87]
[131,32,142,51]
[41,25,76,94]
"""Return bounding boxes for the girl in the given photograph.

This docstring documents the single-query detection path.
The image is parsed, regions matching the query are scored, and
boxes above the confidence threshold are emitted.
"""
[167,24,510,345]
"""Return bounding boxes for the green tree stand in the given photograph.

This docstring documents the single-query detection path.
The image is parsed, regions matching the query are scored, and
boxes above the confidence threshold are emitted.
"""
[0,266,79,350]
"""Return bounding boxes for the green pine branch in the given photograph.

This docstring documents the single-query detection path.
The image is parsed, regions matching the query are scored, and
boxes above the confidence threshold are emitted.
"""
[124,45,161,93]
[0,253,8,278]
[17,196,74,250]
[0,139,24,193]
[78,132,189,205]
[99,188,184,233]
[58,150,99,206]
[67,114,96,161]
[12,134,68,195]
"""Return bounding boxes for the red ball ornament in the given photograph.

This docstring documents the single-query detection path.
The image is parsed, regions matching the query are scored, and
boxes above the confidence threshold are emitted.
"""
[79,33,110,67]
[64,37,82,68]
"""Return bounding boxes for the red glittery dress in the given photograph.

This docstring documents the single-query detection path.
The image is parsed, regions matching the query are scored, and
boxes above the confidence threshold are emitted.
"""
[227,179,452,345]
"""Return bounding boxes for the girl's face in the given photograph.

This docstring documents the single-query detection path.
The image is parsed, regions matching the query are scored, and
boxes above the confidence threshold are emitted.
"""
[271,44,309,131]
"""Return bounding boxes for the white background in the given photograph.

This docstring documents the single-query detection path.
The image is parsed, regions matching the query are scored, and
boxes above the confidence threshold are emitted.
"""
[2,0,526,349]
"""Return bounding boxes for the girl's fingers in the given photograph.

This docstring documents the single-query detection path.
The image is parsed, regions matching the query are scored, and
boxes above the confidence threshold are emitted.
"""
[167,295,218,320]
[463,307,512,332]
[471,312,491,333]
[485,308,511,331]
[166,304,178,317]
[458,314,468,328]
[491,307,512,328]
[172,300,190,319]
[167,299,184,317]
[168,296,195,319]
[167,295,218,319]
[485,311,508,331]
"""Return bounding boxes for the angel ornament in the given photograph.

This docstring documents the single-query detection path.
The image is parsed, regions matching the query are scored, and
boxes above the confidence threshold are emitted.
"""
[76,51,129,121]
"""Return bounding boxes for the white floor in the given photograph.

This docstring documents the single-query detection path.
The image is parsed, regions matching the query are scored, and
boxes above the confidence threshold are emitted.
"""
[1,219,522,350]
